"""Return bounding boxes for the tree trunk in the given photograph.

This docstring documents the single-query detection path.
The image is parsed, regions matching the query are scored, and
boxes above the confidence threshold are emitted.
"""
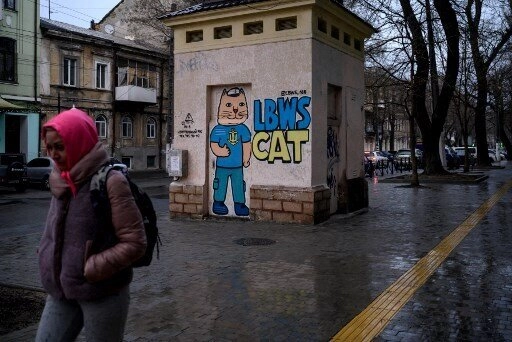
[409,115,419,186]
[475,77,490,166]
[400,0,459,175]
[421,132,446,174]
[499,125,512,160]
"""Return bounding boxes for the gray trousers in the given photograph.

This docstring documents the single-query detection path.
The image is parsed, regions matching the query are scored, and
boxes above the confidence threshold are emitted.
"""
[35,286,130,342]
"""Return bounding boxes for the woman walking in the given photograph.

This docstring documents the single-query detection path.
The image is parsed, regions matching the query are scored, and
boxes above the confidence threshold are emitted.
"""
[36,108,146,341]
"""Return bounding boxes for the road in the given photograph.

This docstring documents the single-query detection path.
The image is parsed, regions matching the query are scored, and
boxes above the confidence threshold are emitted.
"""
[0,174,170,240]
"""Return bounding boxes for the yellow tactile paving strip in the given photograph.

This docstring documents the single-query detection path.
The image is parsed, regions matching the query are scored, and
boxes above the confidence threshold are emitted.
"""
[331,179,512,342]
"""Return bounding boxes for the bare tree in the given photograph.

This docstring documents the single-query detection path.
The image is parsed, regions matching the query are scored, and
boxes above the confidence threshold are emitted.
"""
[352,0,460,175]
[454,61,477,171]
[399,0,460,175]
[488,63,512,159]
[464,0,512,166]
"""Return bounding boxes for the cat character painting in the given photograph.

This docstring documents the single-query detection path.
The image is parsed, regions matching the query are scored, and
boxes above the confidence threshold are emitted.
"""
[210,87,252,216]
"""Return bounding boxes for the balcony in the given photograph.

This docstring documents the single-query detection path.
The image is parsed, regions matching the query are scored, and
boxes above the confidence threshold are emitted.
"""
[115,85,156,104]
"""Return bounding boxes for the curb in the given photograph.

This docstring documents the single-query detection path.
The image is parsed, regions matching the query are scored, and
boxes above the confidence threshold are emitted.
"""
[379,173,489,184]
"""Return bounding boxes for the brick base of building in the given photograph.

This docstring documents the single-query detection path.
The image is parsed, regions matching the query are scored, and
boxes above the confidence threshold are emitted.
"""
[250,185,330,224]
[169,184,206,219]
[169,183,332,224]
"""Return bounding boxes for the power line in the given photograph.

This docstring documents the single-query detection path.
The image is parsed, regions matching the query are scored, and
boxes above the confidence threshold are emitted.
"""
[38,0,109,25]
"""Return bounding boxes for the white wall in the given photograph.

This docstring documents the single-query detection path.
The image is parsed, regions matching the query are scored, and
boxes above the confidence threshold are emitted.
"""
[311,40,365,186]
[173,39,314,188]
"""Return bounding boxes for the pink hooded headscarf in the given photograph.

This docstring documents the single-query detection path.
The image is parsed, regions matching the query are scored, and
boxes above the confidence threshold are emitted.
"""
[42,108,98,195]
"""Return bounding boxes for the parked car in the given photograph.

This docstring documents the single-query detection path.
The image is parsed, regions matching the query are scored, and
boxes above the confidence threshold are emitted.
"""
[364,151,388,164]
[488,149,506,162]
[109,157,128,175]
[453,147,476,166]
[453,146,497,164]
[499,148,509,160]
[0,153,29,192]
[26,157,55,190]
[379,151,395,162]
[394,149,423,168]
[445,147,461,169]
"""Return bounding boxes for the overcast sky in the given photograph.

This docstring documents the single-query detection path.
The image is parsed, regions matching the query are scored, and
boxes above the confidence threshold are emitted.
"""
[40,0,121,28]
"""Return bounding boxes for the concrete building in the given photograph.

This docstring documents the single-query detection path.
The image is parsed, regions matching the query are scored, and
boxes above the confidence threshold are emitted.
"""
[40,18,170,170]
[0,0,41,160]
[161,0,375,224]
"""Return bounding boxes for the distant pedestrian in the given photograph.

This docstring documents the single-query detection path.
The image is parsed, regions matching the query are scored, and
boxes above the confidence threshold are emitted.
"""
[35,108,146,341]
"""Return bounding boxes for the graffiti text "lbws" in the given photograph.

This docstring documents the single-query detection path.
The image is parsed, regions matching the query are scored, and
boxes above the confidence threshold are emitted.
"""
[252,96,311,163]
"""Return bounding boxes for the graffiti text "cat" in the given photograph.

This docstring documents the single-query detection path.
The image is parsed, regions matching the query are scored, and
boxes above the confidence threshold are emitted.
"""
[252,96,311,163]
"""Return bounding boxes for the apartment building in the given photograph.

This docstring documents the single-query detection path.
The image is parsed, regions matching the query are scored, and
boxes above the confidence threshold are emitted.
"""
[0,0,41,160]
[40,18,170,170]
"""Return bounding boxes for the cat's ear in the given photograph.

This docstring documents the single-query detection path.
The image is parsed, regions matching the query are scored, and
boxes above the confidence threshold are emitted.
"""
[222,89,228,96]
[239,88,245,94]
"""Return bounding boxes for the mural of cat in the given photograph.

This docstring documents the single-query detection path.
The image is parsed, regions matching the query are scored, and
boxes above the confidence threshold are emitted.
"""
[210,87,252,216]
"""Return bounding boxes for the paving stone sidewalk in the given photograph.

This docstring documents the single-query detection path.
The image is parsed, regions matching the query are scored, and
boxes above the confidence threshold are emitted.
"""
[2,163,512,341]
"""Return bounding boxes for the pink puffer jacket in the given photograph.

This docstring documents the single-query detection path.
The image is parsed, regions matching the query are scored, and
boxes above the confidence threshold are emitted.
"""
[38,143,146,300]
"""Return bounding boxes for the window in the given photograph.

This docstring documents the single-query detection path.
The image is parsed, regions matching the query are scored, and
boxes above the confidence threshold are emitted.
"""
[0,38,16,82]
[343,32,351,46]
[135,64,149,88]
[121,157,132,169]
[147,156,156,168]
[117,59,157,89]
[146,118,156,138]
[121,116,133,138]
[95,62,108,89]
[328,84,342,121]
[244,21,263,35]
[63,57,77,86]
[354,38,362,51]
[276,16,297,31]
[331,25,340,40]
[186,30,203,43]
[95,115,107,138]
[317,18,327,33]
[118,66,128,86]
[214,26,232,39]
[4,0,15,10]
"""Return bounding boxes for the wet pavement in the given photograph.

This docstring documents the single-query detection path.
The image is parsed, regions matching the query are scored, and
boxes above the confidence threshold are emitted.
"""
[1,163,512,341]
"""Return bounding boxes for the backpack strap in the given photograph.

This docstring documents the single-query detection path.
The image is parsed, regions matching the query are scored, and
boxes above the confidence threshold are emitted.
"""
[90,164,113,212]
[89,164,118,255]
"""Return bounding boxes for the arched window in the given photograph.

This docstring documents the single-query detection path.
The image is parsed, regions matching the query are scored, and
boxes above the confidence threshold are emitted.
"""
[0,37,16,82]
[121,116,133,138]
[146,118,156,138]
[95,115,107,138]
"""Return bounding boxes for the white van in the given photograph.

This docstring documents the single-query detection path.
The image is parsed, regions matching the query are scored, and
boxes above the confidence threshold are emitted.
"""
[453,146,476,158]
[454,146,496,163]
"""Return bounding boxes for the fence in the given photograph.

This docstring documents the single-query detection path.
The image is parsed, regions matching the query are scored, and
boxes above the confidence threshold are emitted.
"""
[365,157,417,177]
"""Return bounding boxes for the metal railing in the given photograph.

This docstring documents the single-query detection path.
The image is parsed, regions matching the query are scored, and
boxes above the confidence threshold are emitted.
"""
[365,157,418,177]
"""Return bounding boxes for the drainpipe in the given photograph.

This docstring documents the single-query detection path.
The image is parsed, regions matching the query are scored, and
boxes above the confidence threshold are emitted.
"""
[34,2,39,155]
[168,6,176,147]
[34,2,38,103]
[169,5,176,145]
[159,59,164,168]
[111,46,117,156]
